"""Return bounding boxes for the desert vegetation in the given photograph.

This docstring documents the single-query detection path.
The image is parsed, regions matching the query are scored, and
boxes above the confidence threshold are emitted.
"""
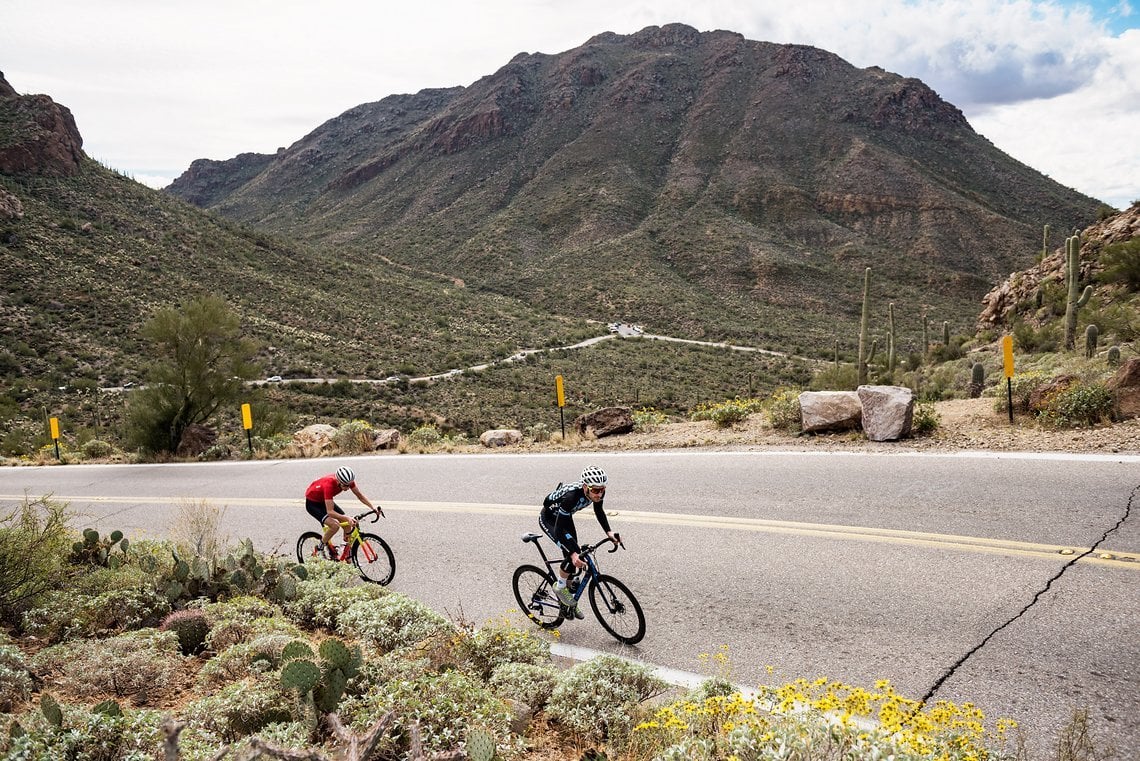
[0,497,1110,760]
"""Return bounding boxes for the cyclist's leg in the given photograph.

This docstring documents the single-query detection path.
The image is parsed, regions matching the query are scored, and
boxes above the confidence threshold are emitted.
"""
[539,508,577,582]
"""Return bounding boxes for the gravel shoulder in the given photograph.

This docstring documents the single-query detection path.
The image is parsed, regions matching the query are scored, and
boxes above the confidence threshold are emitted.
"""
[531,398,1140,456]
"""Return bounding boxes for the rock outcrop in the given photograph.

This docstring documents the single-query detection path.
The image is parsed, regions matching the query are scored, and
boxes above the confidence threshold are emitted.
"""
[0,72,84,177]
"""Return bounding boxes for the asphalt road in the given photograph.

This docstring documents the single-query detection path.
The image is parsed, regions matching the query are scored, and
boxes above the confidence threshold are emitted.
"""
[2,450,1137,756]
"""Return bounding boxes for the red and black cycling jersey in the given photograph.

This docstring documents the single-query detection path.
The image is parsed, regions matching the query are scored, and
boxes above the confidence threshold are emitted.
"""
[306,475,348,502]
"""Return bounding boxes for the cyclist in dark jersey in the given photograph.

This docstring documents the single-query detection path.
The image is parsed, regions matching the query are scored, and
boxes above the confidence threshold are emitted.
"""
[305,466,383,553]
[539,464,617,619]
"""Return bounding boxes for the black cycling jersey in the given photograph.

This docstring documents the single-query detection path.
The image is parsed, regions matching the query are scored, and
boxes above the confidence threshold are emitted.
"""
[539,480,611,561]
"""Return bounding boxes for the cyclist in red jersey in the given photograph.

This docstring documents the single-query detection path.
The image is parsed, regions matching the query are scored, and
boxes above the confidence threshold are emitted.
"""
[305,466,383,553]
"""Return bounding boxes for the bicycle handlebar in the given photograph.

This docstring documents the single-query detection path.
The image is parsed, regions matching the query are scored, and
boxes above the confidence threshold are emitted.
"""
[351,510,382,523]
[579,533,624,556]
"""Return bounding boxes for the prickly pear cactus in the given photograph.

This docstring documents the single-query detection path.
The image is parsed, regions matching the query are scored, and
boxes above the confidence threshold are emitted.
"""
[318,638,353,670]
[467,728,496,761]
[40,694,62,727]
[280,659,321,693]
[281,640,315,662]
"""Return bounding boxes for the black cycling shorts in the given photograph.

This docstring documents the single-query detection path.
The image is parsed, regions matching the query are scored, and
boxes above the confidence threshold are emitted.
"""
[306,499,345,524]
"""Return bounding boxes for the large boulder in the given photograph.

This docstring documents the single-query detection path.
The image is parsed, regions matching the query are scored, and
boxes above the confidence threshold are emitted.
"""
[574,407,635,438]
[372,428,401,450]
[799,391,862,433]
[293,423,337,452]
[1028,374,1078,414]
[857,385,914,441]
[1107,358,1140,419]
[480,429,523,447]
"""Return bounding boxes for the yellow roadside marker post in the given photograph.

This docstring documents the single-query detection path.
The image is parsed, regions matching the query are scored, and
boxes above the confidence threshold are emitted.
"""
[241,403,254,456]
[555,375,566,439]
[49,416,61,460]
[1002,335,1015,424]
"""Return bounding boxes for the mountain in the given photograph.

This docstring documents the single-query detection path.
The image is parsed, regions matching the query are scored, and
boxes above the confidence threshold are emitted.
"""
[0,71,592,392]
[167,23,1103,353]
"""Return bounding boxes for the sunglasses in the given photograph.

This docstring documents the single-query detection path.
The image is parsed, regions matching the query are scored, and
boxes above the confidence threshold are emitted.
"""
[586,486,606,495]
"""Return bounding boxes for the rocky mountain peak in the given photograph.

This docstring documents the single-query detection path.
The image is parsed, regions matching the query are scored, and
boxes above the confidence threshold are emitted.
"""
[0,72,85,177]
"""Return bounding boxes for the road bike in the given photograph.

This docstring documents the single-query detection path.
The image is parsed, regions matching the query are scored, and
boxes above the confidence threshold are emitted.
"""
[512,532,645,645]
[296,511,395,585]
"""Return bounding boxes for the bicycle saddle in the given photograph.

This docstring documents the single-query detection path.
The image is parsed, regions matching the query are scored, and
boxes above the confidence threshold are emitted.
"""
[521,532,543,543]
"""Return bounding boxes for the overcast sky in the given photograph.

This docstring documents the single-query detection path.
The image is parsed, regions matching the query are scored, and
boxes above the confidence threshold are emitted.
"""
[3,0,1137,209]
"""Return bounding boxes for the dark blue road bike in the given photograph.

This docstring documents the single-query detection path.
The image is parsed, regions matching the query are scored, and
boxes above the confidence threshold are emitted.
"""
[512,532,645,645]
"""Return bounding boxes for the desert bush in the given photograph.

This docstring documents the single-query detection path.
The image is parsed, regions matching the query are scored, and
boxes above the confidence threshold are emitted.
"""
[911,401,941,435]
[0,643,33,712]
[991,370,1051,414]
[1012,321,1061,353]
[764,388,802,432]
[406,424,443,448]
[335,594,452,652]
[22,585,171,643]
[0,496,72,622]
[334,419,374,454]
[453,617,551,679]
[0,705,165,761]
[169,499,229,559]
[1098,237,1140,290]
[546,654,668,745]
[524,422,551,442]
[1036,380,1114,427]
[632,407,669,431]
[488,661,560,710]
[182,677,293,742]
[809,363,859,391]
[80,439,114,458]
[31,629,183,699]
[197,634,293,690]
[284,568,383,629]
[339,666,513,754]
[690,398,763,428]
[204,597,300,653]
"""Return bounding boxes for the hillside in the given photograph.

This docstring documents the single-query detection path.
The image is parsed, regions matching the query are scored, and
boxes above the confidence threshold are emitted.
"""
[168,23,1103,355]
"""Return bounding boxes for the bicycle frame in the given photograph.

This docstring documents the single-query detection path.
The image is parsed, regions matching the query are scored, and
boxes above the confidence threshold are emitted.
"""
[331,512,381,563]
[528,533,621,610]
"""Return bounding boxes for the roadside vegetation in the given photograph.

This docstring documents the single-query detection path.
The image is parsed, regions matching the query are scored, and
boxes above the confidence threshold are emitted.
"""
[0,497,1112,760]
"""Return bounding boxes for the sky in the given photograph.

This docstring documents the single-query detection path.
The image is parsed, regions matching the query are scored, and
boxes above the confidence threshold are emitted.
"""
[2,0,1137,209]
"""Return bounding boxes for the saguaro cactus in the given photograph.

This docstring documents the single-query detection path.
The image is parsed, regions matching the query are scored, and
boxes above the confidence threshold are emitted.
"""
[857,267,875,385]
[1042,223,1050,259]
[922,314,929,356]
[969,362,985,398]
[1064,234,1093,351]
[887,302,896,373]
[1085,324,1099,358]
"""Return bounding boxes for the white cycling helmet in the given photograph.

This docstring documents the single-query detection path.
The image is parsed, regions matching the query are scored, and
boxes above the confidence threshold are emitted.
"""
[335,466,355,486]
[580,465,608,487]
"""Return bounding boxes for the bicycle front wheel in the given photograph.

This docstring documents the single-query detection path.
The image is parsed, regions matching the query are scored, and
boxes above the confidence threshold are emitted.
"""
[296,532,332,563]
[353,533,395,585]
[512,565,564,629]
[588,574,646,645]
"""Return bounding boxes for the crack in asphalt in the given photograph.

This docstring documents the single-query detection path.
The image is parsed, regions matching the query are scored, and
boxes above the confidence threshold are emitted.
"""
[918,482,1139,707]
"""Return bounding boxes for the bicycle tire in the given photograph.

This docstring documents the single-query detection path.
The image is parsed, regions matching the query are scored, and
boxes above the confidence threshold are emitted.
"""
[296,532,331,563]
[353,533,395,585]
[588,573,646,645]
[512,564,564,629]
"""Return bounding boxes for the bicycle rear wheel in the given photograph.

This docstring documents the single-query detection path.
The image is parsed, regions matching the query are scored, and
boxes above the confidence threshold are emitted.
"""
[296,532,332,563]
[588,573,646,645]
[512,565,564,629]
[353,533,395,585]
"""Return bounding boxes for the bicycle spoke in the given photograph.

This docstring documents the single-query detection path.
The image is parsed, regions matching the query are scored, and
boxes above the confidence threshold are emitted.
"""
[588,574,646,645]
[353,533,395,585]
[512,565,563,629]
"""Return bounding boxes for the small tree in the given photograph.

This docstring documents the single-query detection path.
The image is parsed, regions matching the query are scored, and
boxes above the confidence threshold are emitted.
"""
[126,296,259,454]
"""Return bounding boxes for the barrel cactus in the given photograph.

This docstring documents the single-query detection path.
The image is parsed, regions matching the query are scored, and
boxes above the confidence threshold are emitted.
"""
[159,609,210,655]
[1085,324,1099,358]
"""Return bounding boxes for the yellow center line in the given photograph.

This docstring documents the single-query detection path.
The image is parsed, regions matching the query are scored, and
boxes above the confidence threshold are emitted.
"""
[8,495,1137,570]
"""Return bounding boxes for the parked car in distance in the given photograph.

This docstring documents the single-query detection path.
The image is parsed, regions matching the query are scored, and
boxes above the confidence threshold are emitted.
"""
[266,375,283,383]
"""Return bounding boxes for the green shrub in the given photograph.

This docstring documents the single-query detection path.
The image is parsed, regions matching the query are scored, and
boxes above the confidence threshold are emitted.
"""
[31,629,183,699]
[764,389,802,432]
[809,363,859,391]
[911,402,941,435]
[22,585,171,643]
[0,643,33,712]
[1036,381,1114,428]
[690,398,763,428]
[339,666,512,755]
[488,662,560,710]
[546,654,668,744]
[0,496,72,623]
[1012,321,1061,353]
[182,678,293,742]
[80,439,114,459]
[524,422,551,442]
[1098,237,1140,290]
[1,705,165,761]
[333,419,374,454]
[406,424,443,447]
[284,572,383,630]
[991,370,1050,414]
[632,407,669,431]
[454,618,551,679]
[335,594,452,652]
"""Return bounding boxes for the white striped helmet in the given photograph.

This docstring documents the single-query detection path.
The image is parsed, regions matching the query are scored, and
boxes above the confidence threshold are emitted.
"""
[335,466,355,486]
[580,465,607,486]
